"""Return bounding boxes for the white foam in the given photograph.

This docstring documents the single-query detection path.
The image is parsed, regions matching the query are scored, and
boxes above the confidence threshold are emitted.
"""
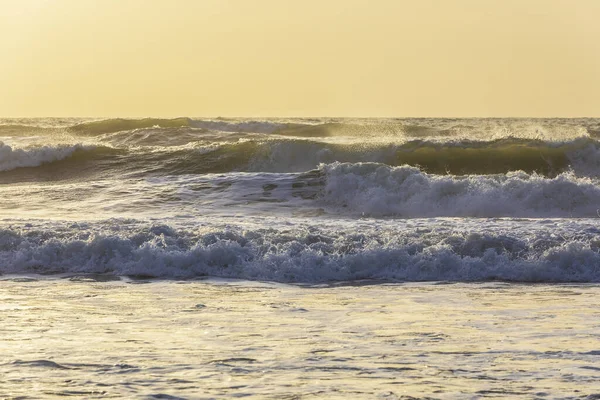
[1,219,600,282]
[320,162,600,217]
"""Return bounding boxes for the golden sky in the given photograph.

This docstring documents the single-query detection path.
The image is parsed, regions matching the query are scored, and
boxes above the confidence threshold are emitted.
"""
[1,0,599,117]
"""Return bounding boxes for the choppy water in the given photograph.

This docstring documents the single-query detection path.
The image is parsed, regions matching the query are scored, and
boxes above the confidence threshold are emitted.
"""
[1,117,600,282]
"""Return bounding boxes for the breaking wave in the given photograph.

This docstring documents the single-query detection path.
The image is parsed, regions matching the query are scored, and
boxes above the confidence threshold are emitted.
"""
[1,220,600,283]
[2,137,600,178]
[0,142,117,172]
[319,162,600,218]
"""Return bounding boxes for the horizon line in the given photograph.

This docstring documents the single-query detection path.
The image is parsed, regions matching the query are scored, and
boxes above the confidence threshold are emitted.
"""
[2,115,600,119]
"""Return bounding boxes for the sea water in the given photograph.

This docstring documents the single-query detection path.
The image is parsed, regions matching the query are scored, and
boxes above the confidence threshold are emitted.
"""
[1,117,600,398]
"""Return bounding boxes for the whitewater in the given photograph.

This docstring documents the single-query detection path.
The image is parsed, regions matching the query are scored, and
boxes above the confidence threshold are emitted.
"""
[2,117,600,281]
[2,117,600,398]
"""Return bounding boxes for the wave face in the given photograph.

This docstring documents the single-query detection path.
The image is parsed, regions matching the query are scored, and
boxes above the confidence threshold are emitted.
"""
[2,117,600,282]
[1,219,600,283]
[2,136,600,179]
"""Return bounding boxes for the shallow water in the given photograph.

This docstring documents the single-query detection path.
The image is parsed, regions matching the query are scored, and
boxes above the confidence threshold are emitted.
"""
[1,279,600,399]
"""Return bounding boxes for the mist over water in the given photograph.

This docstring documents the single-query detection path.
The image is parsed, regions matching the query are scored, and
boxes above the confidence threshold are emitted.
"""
[2,117,600,282]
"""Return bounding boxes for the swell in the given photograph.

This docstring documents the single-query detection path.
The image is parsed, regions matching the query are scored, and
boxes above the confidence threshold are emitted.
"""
[0,124,56,135]
[62,118,511,138]
[68,117,194,135]
[2,137,600,181]
[68,117,298,136]
[62,119,499,138]
[272,122,375,137]
[2,220,600,282]
[7,117,600,140]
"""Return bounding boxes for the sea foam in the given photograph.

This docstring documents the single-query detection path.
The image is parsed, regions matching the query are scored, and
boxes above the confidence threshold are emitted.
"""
[320,162,600,217]
[1,219,599,283]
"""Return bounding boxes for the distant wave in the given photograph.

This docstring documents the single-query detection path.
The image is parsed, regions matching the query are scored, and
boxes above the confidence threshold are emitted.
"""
[59,118,523,139]
[319,162,600,218]
[0,124,55,135]
[270,122,375,137]
[68,117,298,135]
[2,220,600,282]
[68,117,195,135]
[4,117,599,142]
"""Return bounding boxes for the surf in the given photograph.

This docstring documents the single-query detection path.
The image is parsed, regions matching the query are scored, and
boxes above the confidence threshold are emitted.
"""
[1,218,600,283]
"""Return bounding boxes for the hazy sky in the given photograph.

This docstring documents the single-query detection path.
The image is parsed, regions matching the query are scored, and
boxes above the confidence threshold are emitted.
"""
[1,0,599,117]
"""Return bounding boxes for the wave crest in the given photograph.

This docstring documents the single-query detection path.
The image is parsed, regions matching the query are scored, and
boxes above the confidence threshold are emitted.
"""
[0,142,102,172]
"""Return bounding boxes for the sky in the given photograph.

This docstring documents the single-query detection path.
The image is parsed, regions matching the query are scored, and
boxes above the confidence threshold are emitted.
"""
[1,0,599,117]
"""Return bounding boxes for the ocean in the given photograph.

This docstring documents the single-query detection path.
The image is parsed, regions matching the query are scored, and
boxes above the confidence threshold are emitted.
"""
[1,117,600,398]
